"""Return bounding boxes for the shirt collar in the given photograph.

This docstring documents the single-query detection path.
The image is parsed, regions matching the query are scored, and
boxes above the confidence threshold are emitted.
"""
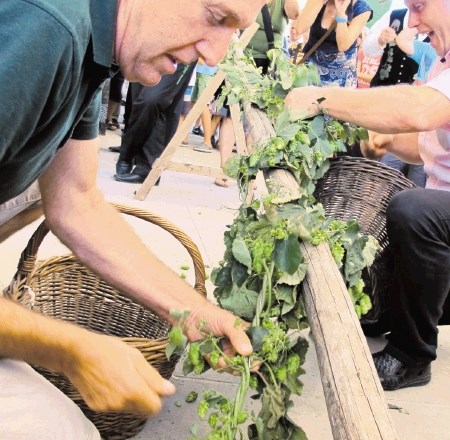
[90,0,118,67]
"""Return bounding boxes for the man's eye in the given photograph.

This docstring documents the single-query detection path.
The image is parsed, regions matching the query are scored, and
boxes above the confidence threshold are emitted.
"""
[209,14,227,26]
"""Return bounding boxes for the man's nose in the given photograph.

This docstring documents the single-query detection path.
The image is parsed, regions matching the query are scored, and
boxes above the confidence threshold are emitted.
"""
[407,11,420,28]
[197,29,235,67]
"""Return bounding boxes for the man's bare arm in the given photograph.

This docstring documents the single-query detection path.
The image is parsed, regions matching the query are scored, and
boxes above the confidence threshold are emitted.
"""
[361,131,422,163]
[38,138,252,352]
[286,84,450,134]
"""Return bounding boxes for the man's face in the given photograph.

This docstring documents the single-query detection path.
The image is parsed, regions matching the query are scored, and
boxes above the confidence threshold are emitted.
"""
[406,0,450,57]
[116,0,266,86]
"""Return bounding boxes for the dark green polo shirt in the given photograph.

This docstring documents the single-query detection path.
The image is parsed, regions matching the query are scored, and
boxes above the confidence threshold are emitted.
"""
[0,0,118,204]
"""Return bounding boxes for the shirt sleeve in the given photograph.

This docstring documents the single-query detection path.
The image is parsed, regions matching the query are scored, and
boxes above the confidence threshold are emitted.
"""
[71,90,101,140]
[425,68,450,100]
[362,10,390,57]
[0,2,74,153]
[353,0,373,22]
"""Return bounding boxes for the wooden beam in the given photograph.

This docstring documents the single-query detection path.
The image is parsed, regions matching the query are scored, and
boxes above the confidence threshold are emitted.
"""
[247,106,399,440]
[135,22,260,201]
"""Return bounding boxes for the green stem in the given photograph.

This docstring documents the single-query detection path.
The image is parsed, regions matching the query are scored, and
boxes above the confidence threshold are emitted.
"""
[230,358,251,439]
[262,261,275,316]
[254,270,268,327]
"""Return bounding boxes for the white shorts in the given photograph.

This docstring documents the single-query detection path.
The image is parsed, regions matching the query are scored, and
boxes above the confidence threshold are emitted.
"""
[0,181,41,226]
[0,359,100,440]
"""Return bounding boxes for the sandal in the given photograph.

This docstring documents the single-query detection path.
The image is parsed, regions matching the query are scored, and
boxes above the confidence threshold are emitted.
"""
[106,119,120,131]
[372,350,431,390]
[214,177,229,188]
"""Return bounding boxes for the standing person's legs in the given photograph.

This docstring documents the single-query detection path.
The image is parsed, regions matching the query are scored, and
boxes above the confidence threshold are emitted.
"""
[214,117,235,188]
[120,63,196,181]
[115,82,147,175]
[374,188,450,389]
[0,359,100,439]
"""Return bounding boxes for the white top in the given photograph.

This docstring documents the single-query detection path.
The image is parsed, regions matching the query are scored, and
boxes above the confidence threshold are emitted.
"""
[420,53,450,191]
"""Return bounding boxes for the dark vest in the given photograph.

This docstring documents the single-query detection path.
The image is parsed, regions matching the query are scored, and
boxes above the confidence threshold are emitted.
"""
[370,9,419,87]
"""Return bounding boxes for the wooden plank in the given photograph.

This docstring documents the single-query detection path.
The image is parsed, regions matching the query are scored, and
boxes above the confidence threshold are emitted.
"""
[247,105,399,440]
[229,103,248,156]
[135,22,260,201]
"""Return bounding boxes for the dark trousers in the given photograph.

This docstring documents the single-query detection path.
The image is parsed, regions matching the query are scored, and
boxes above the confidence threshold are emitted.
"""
[119,62,196,177]
[385,188,450,366]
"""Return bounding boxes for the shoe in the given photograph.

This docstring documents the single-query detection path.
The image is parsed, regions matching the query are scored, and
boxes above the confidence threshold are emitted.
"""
[192,126,204,136]
[372,350,431,390]
[114,171,145,184]
[108,146,121,153]
[180,141,189,147]
[106,119,120,130]
[193,143,213,153]
[116,160,132,175]
[211,136,218,149]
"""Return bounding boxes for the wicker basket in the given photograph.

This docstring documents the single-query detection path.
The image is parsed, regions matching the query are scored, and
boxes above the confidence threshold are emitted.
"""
[314,156,416,324]
[4,203,207,440]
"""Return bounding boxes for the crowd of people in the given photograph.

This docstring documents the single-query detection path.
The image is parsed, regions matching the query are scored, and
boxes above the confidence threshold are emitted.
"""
[0,0,449,437]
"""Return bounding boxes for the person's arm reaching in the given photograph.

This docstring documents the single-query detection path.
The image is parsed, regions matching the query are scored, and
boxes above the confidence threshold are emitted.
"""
[0,297,175,414]
[361,10,391,56]
[38,138,253,354]
[334,0,371,53]
[360,131,422,163]
[285,84,450,133]
[294,0,324,34]
[285,0,300,20]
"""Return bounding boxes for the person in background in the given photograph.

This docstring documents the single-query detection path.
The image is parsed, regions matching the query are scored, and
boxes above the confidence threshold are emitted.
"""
[0,1,266,437]
[395,25,437,84]
[248,0,300,74]
[285,0,450,391]
[294,0,372,88]
[357,28,381,88]
[191,60,218,153]
[285,20,310,64]
[106,70,125,131]
[114,63,196,183]
[363,7,427,87]
[178,69,197,147]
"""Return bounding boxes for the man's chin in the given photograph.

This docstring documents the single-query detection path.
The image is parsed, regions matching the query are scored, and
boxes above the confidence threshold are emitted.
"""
[122,66,162,87]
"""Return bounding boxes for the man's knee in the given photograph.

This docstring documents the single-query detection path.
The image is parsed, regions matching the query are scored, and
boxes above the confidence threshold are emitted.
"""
[0,181,41,226]
[0,359,100,440]
[387,188,427,234]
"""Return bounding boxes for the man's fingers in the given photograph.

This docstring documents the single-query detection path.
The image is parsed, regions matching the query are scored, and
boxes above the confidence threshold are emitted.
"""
[134,353,176,397]
[224,324,253,356]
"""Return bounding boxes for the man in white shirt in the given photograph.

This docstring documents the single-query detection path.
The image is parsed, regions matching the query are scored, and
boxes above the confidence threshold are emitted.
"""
[286,0,450,391]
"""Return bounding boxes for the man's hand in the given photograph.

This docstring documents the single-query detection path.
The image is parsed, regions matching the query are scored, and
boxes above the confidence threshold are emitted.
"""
[183,302,253,360]
[66,333,175,414]
[378,27,397,47]
[360,130,393,160]
[285,86,324,118]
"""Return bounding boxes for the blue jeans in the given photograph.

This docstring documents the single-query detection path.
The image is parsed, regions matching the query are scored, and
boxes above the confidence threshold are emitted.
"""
[380,153,427,187]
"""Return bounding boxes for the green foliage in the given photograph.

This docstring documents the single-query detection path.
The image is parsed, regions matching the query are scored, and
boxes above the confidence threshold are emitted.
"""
[173,46,378,440]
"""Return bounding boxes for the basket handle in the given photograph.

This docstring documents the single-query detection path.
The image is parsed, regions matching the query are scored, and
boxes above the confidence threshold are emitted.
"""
[13,203,207,297]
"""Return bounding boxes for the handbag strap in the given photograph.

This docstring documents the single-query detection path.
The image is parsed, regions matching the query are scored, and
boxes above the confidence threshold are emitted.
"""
[261,5,275,50]
[298,21,337,65]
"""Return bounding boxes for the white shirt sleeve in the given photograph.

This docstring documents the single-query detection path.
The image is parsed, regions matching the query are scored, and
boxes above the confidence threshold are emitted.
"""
[362,10,391,57]
[425,68,450,100]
